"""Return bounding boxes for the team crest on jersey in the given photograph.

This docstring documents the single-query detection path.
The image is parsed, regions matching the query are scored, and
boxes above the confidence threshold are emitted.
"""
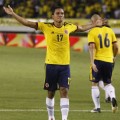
[45,83,49,88]
[64,30,68,34]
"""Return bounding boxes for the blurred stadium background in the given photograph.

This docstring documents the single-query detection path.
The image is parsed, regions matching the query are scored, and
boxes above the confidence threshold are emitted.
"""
[0,0,120,51]
[0,0,120,120]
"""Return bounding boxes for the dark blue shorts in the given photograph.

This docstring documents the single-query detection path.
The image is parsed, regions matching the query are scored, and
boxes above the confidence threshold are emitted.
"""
[44,64,71,91]
[89,60,113,84]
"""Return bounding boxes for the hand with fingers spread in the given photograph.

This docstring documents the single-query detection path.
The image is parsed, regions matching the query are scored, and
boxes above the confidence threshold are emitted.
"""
[91,15,108,27]
[3,5,14,15]
[95,19,103,27]
[3,5,37,29]
[92,63,98,72]
[95,18,108,27]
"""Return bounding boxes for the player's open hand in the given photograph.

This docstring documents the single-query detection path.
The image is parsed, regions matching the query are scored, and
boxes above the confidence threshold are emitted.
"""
[94,19,102,27]
[113,57,116,63]
[3,5,14,15]
[92,63,98,72]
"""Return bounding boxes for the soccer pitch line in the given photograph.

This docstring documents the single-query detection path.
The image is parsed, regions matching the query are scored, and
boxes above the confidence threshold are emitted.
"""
[0,109,112,112]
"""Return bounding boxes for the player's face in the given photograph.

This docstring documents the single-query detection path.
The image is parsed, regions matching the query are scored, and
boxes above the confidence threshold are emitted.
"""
[52,8,64,23]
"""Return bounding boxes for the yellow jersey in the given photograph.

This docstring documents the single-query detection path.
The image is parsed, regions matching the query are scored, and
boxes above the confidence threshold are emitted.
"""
[88,26,117,63]
[37,22,77,65]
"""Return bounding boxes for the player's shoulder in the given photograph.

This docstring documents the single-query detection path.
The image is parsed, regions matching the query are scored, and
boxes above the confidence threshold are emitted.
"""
[88,27,98,34]
[102,26,114,33]
[89,26,108,33]
[38,22,53,27]
[44,22,54,26]
[64,22,76,26]
[102,25,111,30]
[44,22,53,25]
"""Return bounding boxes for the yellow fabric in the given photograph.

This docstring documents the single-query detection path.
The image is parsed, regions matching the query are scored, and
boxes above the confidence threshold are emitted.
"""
[88,26,117,63]
[38,22,77,65]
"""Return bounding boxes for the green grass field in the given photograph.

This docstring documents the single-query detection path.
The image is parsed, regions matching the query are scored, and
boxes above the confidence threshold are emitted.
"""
[0,46,119,120]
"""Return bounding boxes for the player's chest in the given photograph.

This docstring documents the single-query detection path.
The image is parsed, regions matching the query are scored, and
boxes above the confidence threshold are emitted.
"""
[46,27,70,42]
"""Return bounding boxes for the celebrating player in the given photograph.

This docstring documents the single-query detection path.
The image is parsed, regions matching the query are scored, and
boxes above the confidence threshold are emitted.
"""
[4,5,106,120]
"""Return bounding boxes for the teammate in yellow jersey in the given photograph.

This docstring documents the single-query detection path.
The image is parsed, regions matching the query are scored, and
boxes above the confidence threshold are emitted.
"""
[88,14,118,113]
[4,5,106,120]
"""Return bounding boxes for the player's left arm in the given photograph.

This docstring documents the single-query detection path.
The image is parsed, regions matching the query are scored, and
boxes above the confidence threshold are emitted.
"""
[113,41,118,62]
[77,19,107,32]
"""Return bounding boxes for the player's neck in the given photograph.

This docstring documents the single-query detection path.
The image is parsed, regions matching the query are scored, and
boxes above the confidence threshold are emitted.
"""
[53,21,64,28]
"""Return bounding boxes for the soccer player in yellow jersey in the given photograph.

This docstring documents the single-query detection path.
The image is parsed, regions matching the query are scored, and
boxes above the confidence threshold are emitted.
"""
[88,14,118,113]
[4,5,106,120]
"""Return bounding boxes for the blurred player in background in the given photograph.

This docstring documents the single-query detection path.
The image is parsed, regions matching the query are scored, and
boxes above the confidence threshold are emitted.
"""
[88,14,118,113]
[4,5,106,120]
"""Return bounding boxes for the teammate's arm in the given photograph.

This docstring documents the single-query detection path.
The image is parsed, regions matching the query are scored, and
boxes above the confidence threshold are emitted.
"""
[88,43,98,72]
[3,5,37,29]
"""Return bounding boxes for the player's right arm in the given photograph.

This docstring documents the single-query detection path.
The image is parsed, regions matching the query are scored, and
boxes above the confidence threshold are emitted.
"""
[111,30,119,62]
[3,5,37,29]
[88,43,98,72]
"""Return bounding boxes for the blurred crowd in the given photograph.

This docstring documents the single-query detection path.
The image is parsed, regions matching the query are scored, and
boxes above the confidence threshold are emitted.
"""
[0,0,120,19]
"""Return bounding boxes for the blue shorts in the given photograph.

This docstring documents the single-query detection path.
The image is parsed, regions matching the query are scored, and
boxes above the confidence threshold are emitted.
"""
[44,64,71,91]
[89,60,113,84]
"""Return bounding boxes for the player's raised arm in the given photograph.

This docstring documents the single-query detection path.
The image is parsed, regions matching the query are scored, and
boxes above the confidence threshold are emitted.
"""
[77,16,107,32]
[3,5,37,29]
[77,23,96,32]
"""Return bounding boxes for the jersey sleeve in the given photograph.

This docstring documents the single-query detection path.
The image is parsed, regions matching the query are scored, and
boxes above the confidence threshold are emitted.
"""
[88,31,95,44]
[111,30,117,43]
[68,24,77,33]
[37,22,46,32]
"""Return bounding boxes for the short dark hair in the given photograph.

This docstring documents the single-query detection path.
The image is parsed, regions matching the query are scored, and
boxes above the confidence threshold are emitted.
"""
[51,5,64,15]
